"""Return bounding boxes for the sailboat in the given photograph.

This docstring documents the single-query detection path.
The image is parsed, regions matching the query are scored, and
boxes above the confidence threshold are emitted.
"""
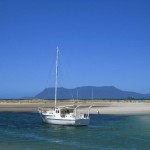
[38,47,93,126]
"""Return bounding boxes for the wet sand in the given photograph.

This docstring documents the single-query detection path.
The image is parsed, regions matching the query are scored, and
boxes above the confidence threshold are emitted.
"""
[0,100,150,115]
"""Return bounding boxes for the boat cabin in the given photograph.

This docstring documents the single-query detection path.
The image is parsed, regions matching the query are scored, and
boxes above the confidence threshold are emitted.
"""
[54,106,89,119]
[55,107,75,118]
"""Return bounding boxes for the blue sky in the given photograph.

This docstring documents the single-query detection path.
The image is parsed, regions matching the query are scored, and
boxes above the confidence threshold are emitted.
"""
[0,0,150,98]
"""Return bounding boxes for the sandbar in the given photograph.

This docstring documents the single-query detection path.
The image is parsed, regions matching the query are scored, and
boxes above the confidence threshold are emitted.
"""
[0,100,150,115]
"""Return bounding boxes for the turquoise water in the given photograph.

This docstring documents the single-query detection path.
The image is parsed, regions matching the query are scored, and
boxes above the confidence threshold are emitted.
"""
[0,112,150,150]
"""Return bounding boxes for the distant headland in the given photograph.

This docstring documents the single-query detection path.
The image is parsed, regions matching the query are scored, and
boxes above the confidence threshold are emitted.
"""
[35,86,150,100]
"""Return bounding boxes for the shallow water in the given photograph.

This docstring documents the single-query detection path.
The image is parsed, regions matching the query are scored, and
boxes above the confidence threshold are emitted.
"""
[0,112,150,150]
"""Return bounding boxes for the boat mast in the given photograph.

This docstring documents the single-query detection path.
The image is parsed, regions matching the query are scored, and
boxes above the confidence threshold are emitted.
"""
[55,47,59,108]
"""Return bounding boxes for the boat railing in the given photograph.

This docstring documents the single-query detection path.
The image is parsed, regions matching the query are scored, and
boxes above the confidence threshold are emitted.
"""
[74,104,94,119]
[38,107,43,113]
[38,107,54,113]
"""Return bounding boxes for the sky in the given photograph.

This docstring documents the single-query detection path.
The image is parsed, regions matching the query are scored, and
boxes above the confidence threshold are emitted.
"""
[0,0,150,98]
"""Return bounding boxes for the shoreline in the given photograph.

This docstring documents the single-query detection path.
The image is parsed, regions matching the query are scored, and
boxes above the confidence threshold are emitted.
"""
[0,100,150,115]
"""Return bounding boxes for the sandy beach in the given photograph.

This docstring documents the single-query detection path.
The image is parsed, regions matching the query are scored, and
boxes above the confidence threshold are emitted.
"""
[0,100,150,115]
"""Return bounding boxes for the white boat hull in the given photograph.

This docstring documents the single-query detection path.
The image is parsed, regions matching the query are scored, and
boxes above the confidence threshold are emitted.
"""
[41,115,90,126]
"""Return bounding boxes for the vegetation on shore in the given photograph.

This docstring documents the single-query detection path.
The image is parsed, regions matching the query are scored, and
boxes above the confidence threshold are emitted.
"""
[0,99,150,103]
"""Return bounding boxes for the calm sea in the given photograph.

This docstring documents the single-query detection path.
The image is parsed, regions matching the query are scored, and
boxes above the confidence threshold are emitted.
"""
[0,112,150,150]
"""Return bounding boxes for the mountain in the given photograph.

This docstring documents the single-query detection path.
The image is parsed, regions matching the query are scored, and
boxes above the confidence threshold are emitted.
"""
[35,86,150,100]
